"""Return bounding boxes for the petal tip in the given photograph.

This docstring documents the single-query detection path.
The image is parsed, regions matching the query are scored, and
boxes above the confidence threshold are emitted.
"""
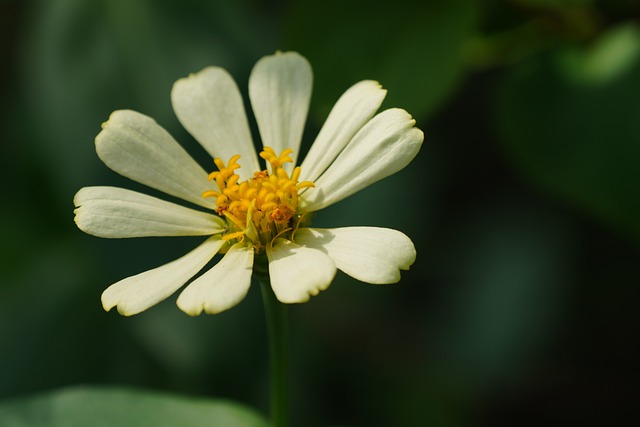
[274,292,311,304]
[176,300,203,317]
[101,293,116,313]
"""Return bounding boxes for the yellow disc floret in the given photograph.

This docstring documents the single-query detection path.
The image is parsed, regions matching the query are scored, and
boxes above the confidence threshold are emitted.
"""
[203,147,314,253]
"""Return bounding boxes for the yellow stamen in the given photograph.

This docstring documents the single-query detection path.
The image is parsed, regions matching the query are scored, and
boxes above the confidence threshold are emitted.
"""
[205,148,315,253]
[222,231,245,241]
[224,211,246,231]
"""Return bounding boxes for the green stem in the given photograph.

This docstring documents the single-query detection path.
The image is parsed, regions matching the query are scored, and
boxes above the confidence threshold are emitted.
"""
[260,279,289,427]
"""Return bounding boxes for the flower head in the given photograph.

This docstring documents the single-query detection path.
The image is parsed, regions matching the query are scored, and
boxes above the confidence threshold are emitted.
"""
[74,52,423,316]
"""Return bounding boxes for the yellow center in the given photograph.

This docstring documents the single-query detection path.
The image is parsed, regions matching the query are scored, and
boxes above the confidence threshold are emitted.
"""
[203,147,315,253]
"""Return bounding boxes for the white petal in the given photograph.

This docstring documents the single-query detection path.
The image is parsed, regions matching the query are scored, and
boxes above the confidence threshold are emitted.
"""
[74,186,224,238]
[171,67,259,180]
[102,236,225,316]
[295,227,416,284]
[177,243,254,316]
[96,110,215,209]
[249,52,312,170]
[266,238,336,303]
[300,80,387,183]
[300,108,424,212]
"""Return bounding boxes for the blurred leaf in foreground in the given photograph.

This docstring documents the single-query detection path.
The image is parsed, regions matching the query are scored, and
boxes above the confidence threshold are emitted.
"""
[0,387,267,427]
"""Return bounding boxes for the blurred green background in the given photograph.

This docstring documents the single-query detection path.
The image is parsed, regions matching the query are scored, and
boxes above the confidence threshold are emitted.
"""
[1,0,638,425]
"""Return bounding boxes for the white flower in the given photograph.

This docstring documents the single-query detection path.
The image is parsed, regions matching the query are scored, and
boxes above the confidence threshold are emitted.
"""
[74,52,423,316]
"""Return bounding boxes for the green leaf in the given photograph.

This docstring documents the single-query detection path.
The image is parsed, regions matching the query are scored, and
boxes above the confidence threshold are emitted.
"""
[495,22,640,240]
[283,0,476,122]
[557,23,640,85]
[0,387,267,427]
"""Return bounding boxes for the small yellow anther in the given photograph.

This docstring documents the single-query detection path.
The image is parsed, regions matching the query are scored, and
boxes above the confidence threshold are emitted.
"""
[203,148,315,251]
[202,190,220,198]
[222,231,245,241]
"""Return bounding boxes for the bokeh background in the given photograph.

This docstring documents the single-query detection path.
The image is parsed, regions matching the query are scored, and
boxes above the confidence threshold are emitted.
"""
[1,0,638,425]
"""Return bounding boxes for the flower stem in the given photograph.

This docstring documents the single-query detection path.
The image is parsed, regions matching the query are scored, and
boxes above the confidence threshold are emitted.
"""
[260,279,289,427]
